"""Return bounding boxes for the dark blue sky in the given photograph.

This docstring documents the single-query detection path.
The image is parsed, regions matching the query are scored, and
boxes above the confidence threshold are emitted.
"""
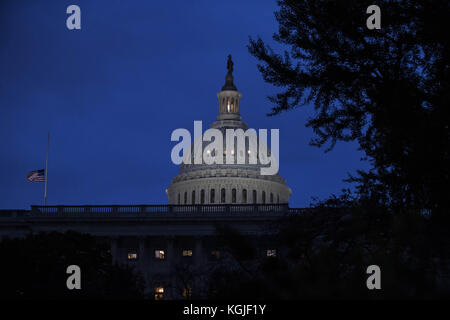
[0,0,368,209]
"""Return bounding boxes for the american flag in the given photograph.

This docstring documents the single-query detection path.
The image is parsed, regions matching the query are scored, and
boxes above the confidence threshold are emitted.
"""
[27,169,45,182]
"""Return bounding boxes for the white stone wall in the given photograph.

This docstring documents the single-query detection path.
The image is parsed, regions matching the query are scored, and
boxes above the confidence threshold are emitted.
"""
[167,176,291,205]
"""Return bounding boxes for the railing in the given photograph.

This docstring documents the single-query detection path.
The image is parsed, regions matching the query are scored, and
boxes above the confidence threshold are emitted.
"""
[0,210,29,218]
[21,204,303,218]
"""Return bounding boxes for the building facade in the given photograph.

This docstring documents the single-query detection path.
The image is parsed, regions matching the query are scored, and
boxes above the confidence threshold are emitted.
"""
[0,57,298,299]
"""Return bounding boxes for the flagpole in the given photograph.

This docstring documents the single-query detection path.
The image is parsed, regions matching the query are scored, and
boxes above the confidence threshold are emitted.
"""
[44,132,49,206]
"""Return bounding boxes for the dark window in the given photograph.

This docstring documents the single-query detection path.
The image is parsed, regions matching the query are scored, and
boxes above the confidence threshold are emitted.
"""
[182,287,192,299]
[177,193,180,204]
[211,250,220,260]
[200,189,205,204]
[262,191,266,204]
[210,189,215,203]
[221,188,226,203]
[191,190,195,204]
[253,190,257,204]
[270,193,273,203]
[242,189,247,203]
[232,188,236,203]
[184,192,187,204]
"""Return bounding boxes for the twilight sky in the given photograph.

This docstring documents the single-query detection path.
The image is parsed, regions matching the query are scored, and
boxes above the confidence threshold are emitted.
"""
[0,0,368,209]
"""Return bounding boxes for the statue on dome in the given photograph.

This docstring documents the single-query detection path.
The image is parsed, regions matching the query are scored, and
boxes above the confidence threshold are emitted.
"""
[227,54,233,73]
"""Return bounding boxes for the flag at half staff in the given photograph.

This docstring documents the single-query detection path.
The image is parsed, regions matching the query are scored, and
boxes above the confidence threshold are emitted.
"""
[27,169,45,182]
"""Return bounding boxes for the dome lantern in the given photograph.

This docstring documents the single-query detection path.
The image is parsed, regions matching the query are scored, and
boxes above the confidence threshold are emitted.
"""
[217,55,242,121]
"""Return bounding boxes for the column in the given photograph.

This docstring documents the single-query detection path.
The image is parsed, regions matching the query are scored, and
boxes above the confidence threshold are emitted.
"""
[138,236,146,269]
[110,236,118,265]
[194,236,203,266]
[167,236,175,270]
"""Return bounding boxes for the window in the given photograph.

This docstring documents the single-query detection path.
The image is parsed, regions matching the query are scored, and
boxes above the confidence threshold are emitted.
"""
[270,193,274,203]
[184,192,187,204]
[182,287,192,299]
[262,191,266,204]
[182,249,193,257]
[191,190,196,204]
[127,252,137,260]
[277,194,280,204]
[253,190,257,204]
[232,188,236,203]
[200,189,205,204]
[154,287,164,300]
[210,189,215,204]
[155,250,165,260]
[211,250,220,260]
[266,249,277,257]
[242,189,247,204]
[177,193,180,204]
[221,188,226,203]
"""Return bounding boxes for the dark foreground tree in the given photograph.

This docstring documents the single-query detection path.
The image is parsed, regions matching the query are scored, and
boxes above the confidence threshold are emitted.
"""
[248,0,450,221]
[208,193,450,299]
[0,231,144,299]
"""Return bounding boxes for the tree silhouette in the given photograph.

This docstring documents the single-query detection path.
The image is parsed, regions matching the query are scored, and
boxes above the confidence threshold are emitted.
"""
[0,231,144,299]
[248,0,450,221]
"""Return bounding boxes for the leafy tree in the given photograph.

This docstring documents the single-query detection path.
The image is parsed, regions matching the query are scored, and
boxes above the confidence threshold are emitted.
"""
[0,231,144,299]
[248,0,450,220]
[208,193,450,299]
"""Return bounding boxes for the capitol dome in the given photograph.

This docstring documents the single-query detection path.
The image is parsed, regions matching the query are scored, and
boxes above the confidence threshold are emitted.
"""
[167,56,291,205]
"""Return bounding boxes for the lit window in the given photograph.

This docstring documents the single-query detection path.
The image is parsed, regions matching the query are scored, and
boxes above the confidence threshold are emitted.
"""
[182,287,192,299]
[154,287,164,300]
[127,252,137,260]
[155,250,165,259]
[266,249,277,257]
[182,249,193,257]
